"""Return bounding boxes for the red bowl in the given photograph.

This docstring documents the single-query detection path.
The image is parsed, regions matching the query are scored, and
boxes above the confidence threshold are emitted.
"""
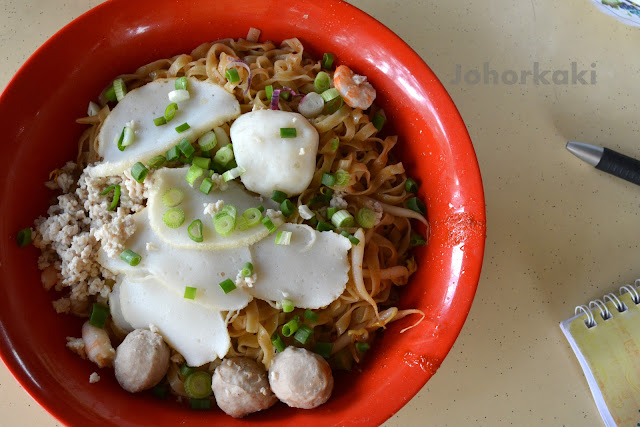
[0,0,485,425]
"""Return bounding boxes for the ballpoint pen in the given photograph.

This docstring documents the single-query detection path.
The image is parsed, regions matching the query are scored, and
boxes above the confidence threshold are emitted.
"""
[566,141,640,186]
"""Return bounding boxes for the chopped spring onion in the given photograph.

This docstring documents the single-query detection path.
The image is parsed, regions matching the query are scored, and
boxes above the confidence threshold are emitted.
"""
[214,144,234,166]
[165,103,178,122]
[222,204,237,219]
[104,85,117,102]
[199,177,214,195]
[355,342,370,353]
[213,211,236,236]
[163,208,185,228]
[121,126,135,149]
[340,231,361,246]
[190,398,211,410]
[316,221,335,232]
[175,76,188,90]
[99,184,121,211]
[331,209,355,228]
[327,207,338,219]
[314,71,331,92]
[225,68,240,83]
[180,364,195,377]
[109,185,121,211]
[407,197,426,215]
[297,92,325,118]
[168,89,190,103]
[153,116,167,126]
[330,138,339,151]
[184,286,197,299]
[334,169,350,186]
[192,157,211,170]
[304,309,319,322]
[282,317,299,337]
[308,217,318,227]
[131,162,149,183]
[321,88,340,102]
[271,333,286,353]
[261,216,277,233]
[257,205,265,213]
[405,178,418,193]
[242,208,262,228]
[321,173,336,187]
[188,219,204,243]
[178,138,195,157]
[241,262,254,277]
[280,199,295,217]
[235,216,249,231]
[298,204,314,220]
[281,298,294,313]
[271,190,288,203]
[113,78,127,101]
[120,249,142,266]
[219,278,236,294]
[148,155,166,169]
[293,324,314,345]
[114,126,131,152]
[280,90,292,101]
[325,97,343,114]
[356,208,377,228]
[314,342,333,359]
[372,113,386,131]
[89,303,110,329]
[265,84,274,101]
[321,187,334,200]
[175,122,191,133]
[410,233,427,246]
[275,230,292,246]
[238,208,262,231]
[280,127,297,138]
[186,165,204,186]
[322,52,334,69]
[152,385,169,400]
[16,228,32,247]
[197,131,217,151]
[222,165,246,182]
[162,187,184,207]
[184,371,212,399]
[166,145,180,162]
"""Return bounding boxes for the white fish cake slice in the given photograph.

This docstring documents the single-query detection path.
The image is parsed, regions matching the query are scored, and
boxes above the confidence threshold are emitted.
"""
[247,223,352,309]
[97,209,252,311]
[147,167,283,250]
[231,110,319,197]
[89,78,240,177]
[118,275,231,367]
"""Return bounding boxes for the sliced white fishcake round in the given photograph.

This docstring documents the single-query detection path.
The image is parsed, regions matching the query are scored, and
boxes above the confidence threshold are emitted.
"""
[89,78,240,177]
[147,167,283,250]
[97,209,253,311]
[231,110,319,197]
[118,275,231,367]
[247,223,352,309]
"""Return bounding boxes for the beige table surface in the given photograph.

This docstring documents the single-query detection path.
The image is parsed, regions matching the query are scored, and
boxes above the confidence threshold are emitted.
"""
[1,0,639,426]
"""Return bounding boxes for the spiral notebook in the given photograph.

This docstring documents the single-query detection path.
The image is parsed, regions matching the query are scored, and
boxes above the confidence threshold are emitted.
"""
[560,281,640,427]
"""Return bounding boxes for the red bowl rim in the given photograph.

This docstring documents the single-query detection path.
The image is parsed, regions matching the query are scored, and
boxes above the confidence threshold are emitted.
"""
[0,0,486,425]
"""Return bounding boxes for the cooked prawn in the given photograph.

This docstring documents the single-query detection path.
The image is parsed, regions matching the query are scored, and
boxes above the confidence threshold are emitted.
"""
[333,65,376,110]
[82,321,116,368]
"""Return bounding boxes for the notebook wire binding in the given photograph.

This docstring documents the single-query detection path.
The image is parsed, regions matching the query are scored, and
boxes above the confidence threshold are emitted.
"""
[574,279,640,328]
